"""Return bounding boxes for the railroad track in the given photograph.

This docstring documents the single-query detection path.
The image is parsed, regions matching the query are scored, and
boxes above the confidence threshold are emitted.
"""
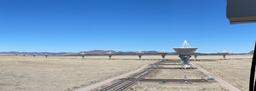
[98,60,163,91]
[77,59,216,91]
[97,60,202,91]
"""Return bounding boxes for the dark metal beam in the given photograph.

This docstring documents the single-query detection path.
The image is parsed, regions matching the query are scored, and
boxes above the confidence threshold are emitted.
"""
[249,42,256,91]
[227,0,256,23]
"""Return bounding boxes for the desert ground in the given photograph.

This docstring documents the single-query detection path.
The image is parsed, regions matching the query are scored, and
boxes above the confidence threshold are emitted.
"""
[0,55,253,91]
[192,55,252,91]
[0,56,156,91]
[128,55,252,91]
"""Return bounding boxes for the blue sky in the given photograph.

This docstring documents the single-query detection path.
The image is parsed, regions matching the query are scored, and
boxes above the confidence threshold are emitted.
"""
[0,0,255,52]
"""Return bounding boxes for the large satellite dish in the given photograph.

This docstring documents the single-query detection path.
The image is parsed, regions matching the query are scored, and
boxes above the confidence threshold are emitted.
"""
[174,40,197,55]
[173,40,197,67]
[174,48,197,55]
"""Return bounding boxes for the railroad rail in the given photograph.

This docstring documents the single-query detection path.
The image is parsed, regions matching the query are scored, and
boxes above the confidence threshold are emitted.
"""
[96,59,212,91]
[97,60,163,91]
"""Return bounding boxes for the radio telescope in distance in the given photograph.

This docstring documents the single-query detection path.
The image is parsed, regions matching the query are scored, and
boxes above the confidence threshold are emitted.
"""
[220,51,229,60]
[108,51,112,60]
[173,40,197,68]
[137,51,143,60]
[80,51,86,59]
[159,50,168,60]
[44,53,48,58]
[33,54,36,57]
[194,51,198,61]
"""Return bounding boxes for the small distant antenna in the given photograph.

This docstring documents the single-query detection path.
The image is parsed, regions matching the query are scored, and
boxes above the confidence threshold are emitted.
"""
[159,49,168,60]
[137,51,143,60]
[108,50,112,60]
[45,53,48,58]
[81,51,86,59]
[194,54,198,61]
[33,54,36,57]
[221,50,229,60]
[194,51,198,61]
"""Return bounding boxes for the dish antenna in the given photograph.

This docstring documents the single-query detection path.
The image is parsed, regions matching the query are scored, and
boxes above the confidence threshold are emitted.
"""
[44,53,48,58]
[220,51,229,60]
[194,51,198,61]
[159,50,168,60]
[108,51,112,60]
[173,40,197,68]
[137,51,143,60]
[33,54,36,57]
[80,51,86,59]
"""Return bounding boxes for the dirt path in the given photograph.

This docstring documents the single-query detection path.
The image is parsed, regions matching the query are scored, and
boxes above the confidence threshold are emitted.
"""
[191,63,241,91]
[73,64,150,91]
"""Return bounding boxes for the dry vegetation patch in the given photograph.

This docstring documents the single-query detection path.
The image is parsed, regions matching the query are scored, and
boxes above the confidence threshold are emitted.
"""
[192,55,252,91]
[0,56,156,91]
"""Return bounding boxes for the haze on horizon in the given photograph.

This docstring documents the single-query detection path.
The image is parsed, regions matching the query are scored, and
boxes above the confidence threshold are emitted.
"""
[0,0,255,53]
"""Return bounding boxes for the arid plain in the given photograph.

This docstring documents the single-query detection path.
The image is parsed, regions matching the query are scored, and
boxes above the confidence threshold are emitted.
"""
[0,55,253,91]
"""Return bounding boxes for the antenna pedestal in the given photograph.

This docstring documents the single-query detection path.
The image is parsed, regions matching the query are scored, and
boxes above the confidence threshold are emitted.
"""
[179,54,191,66]
[174,48,197,67]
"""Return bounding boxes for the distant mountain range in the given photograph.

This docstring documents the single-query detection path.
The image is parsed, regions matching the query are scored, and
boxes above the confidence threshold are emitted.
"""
[0,51,68,56]
[0,50,251,56]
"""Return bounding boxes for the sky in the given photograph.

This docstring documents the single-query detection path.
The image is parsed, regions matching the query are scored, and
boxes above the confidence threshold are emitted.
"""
[0,0,255,53]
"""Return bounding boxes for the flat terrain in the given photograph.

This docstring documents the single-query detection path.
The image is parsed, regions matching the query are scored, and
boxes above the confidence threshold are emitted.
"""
[0,55,253,91]
[192,55,253,91]
[128,55,252,91]
[0,56,156,91]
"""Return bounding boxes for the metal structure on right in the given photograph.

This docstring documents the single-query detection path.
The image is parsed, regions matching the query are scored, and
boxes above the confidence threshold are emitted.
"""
[173,40,197,68]
[227,1,256,90]
[227,0,256,23]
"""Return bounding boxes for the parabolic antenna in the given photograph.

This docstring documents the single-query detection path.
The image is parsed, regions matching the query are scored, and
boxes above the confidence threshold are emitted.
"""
[137,51,143,60]
[80,51,86,55]
[108,50,112,59]
[159,49,168,59]
[173,48,197,55]
[220,50,229,59]
[80,51,86,59]
[173,40,197,67]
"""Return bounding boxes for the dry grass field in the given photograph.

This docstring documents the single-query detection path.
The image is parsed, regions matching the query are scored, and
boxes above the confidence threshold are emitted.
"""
[192,55,253,91]
[0,55,253,91]
[0,56,156,91]
[128,55,252,91]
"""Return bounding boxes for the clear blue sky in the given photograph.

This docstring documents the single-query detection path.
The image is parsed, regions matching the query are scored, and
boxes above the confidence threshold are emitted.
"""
[0,0,255,53]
